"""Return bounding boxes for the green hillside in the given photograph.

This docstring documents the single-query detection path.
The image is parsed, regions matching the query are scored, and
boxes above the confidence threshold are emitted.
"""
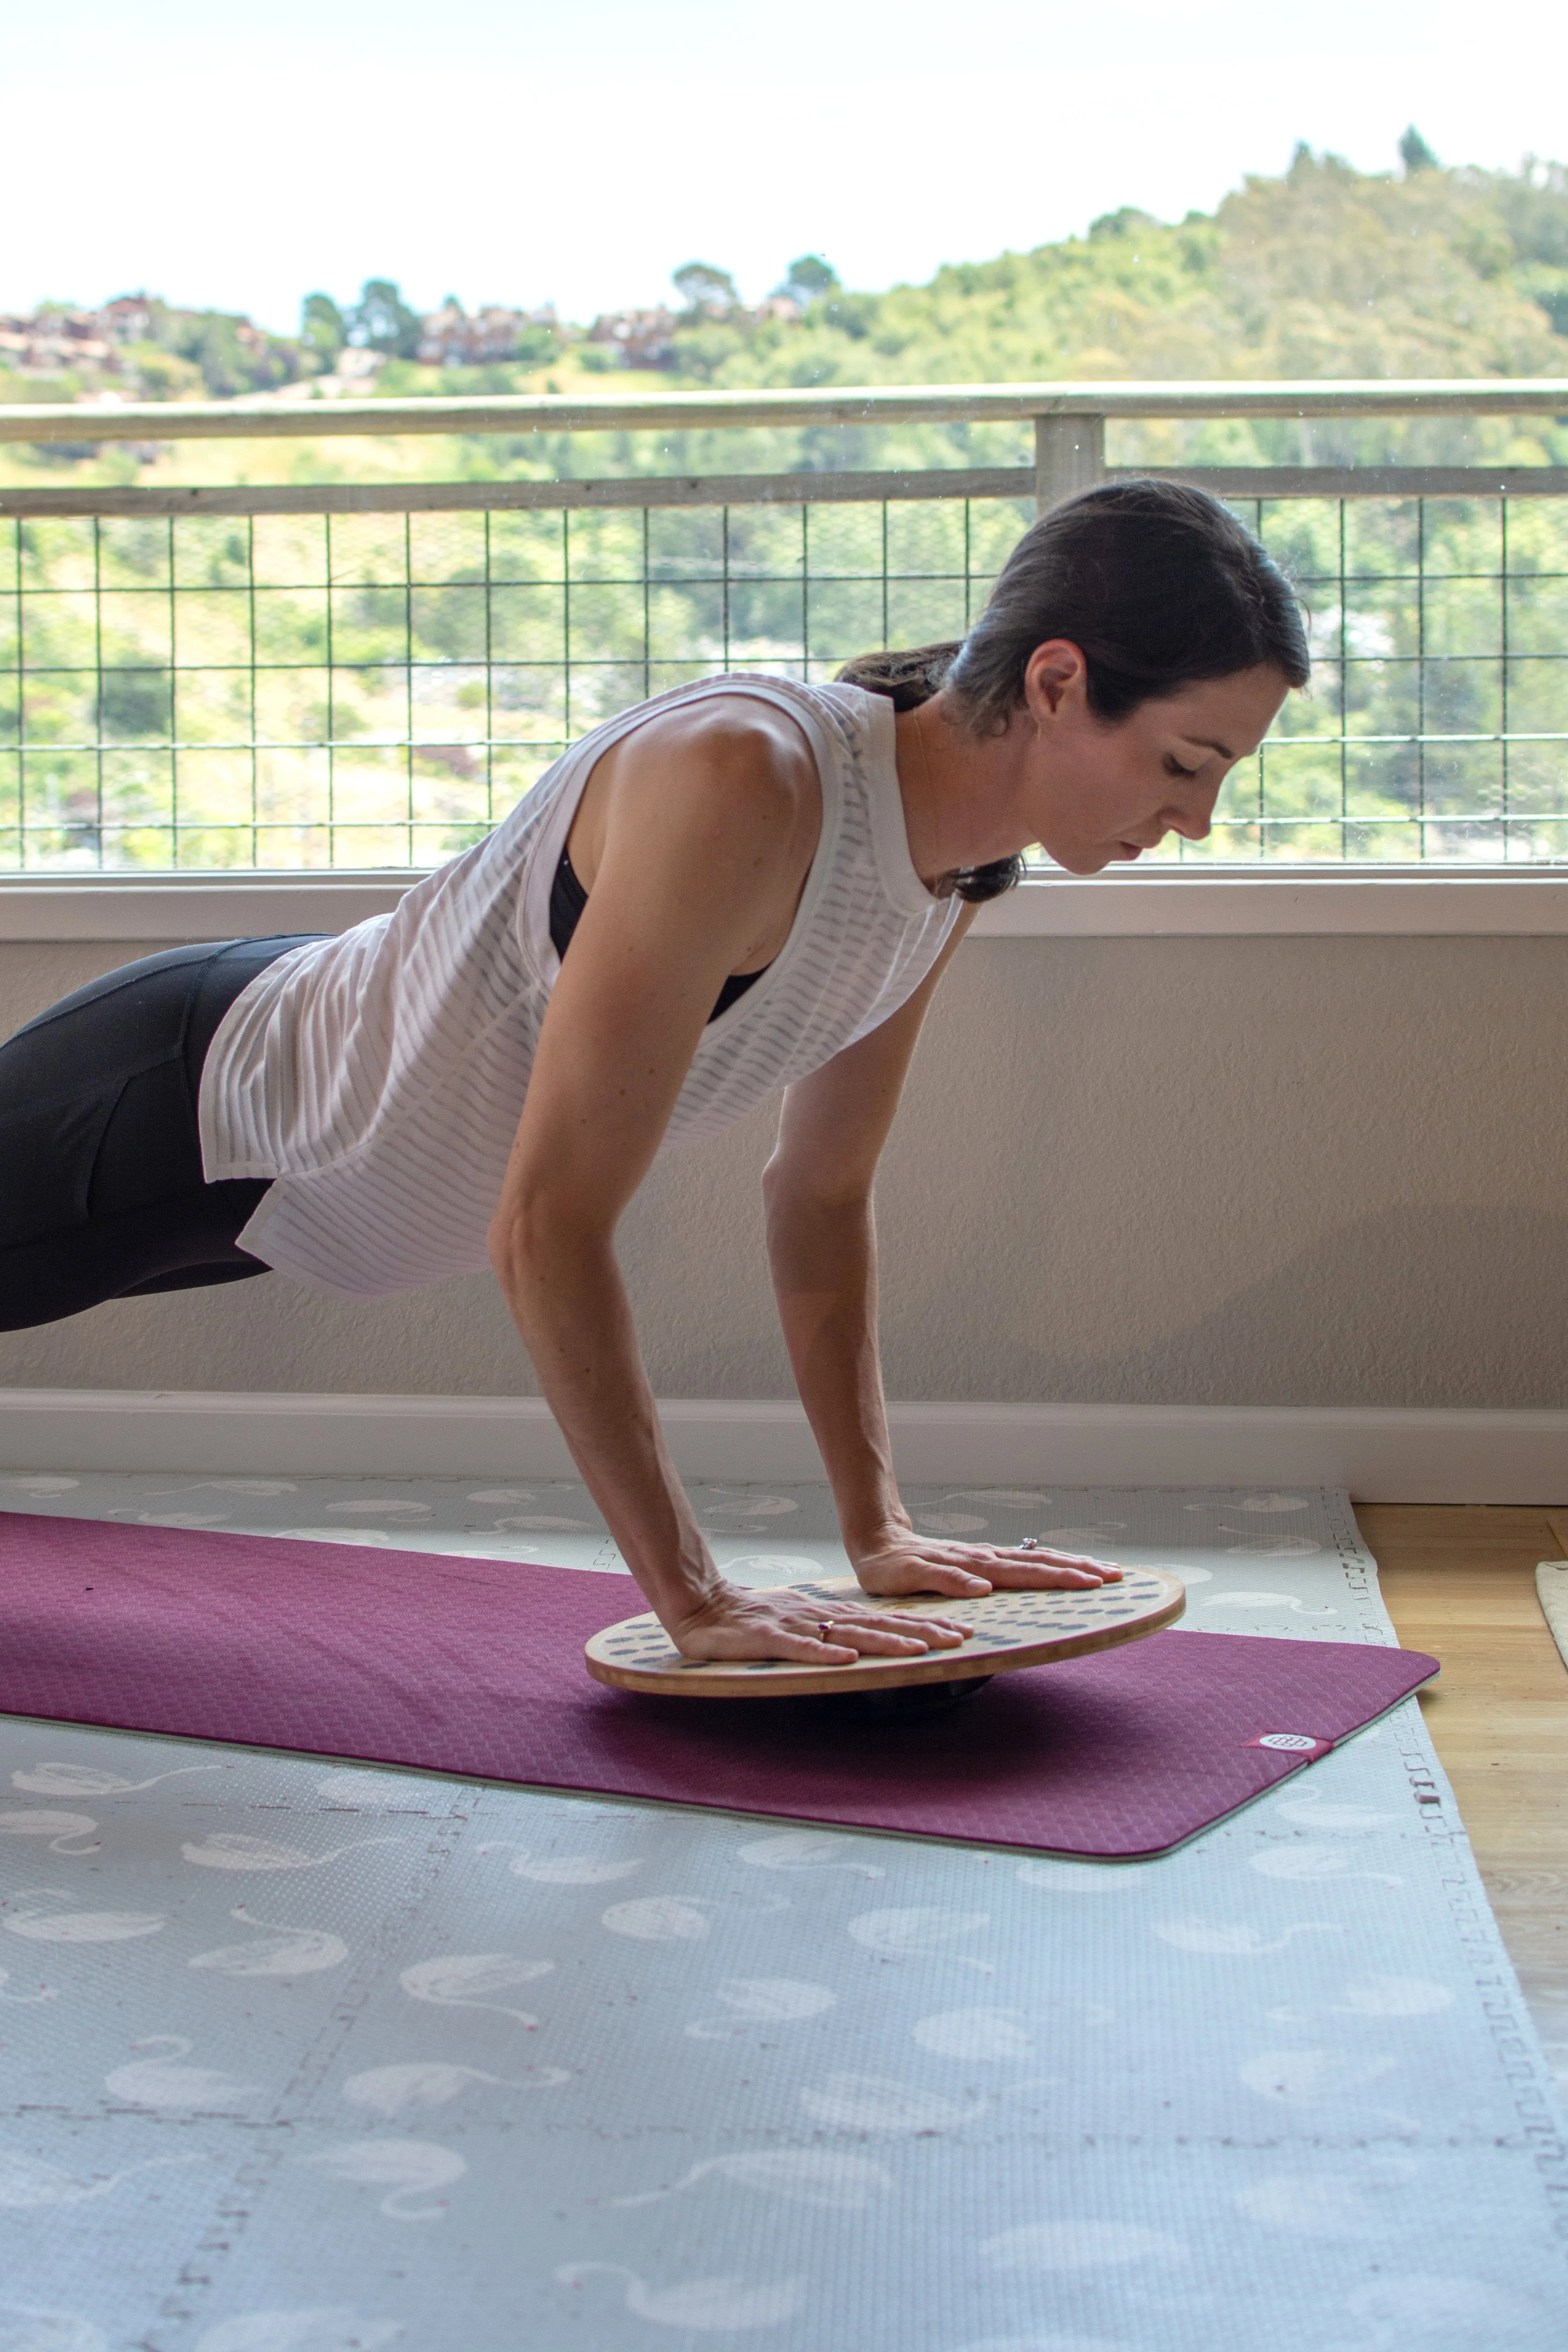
[4,143,1567,490]
[378,143,1568,474]
[672,147,1568,395]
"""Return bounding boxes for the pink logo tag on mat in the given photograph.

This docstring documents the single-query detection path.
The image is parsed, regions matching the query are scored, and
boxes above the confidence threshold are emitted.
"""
[1247,1731,1334,1760]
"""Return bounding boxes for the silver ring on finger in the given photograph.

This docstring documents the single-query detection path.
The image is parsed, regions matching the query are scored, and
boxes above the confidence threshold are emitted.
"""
[1019,1536,1040,1550]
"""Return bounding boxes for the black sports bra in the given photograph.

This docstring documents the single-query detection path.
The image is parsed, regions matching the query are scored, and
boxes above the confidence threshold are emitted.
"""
[549,848,771,1023]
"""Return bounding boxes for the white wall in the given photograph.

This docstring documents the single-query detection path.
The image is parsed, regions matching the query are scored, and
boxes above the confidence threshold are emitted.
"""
[0,930,1563,1409]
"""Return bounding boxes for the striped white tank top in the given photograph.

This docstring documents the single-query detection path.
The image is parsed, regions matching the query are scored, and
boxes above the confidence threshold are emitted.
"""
[199,674,961,1300]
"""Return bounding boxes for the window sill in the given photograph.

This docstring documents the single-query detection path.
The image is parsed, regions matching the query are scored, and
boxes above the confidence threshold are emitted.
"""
[0,872,419,941]
[0,867,1565,943]
[975,867,1568,936]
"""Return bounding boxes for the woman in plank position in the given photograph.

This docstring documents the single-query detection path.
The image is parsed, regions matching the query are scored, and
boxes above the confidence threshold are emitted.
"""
[0,483,1306,1664]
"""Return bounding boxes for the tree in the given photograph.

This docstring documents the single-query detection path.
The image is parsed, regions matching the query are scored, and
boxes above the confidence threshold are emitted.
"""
[672,261,739,316]
[173,312,252,398]
[1400,125,1440,176]
[779,253,838,305]
[125,343,204,401]
[1484,159,1568,337]
[346,279,423,359]
[301,292,346,369]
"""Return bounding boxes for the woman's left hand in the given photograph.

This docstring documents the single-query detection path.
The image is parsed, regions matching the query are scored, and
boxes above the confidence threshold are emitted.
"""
[850,1532,1124,1600]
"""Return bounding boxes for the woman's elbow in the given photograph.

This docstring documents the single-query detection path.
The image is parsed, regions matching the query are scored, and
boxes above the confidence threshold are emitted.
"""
[762,1151,874,1224]
[487,1183,611,1291]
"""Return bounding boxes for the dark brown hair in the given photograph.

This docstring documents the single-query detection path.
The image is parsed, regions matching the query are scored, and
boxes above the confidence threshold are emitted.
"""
[838,479,1310,901]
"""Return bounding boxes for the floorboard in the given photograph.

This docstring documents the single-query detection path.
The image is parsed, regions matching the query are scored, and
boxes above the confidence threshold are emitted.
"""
[1358,1501,1568,2075]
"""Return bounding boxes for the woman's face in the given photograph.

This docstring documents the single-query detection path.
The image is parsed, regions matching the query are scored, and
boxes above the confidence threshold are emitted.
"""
[1023,654,1291,875]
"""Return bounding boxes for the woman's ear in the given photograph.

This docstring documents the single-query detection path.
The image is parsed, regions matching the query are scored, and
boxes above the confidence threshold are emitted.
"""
[1023,638,1089,721]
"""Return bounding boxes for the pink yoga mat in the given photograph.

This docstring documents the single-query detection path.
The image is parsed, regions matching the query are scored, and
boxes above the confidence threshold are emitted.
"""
[0,1511,1437,1859]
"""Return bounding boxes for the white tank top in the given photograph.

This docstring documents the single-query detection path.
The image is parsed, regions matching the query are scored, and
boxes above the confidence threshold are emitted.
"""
[199,675,961,1300]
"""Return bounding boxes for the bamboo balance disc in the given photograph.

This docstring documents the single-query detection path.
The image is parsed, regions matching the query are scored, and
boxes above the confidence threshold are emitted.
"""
[584,1570,1187,1698]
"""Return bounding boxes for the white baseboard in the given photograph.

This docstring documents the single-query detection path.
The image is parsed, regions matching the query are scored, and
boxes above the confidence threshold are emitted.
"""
[0,1389,1563,1504]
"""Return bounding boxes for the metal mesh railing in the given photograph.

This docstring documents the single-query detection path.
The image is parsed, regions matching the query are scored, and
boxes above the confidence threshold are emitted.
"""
[1,483,1566,869]
[0,497,1027,870]
[1166,493,1568,862]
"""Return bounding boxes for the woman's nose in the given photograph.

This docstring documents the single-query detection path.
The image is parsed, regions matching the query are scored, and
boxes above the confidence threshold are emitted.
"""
[1166,800,1215,844]
[1171,777,1224,843]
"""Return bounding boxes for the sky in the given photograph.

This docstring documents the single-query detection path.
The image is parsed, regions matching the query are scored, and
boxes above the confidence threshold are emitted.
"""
[9,0,1568,332]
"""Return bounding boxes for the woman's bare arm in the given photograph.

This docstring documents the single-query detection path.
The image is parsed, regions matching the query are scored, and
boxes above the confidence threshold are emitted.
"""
[766,914,1121,1599]
[487,698,970,1663]
[764,925,971,1551]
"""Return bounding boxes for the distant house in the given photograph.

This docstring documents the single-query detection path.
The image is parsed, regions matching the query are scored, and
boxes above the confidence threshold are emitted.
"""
[100,294,158,345]
[0,293,290,391]
[0,308,115,371]
[586,307,679,370]
[416,302,557,367]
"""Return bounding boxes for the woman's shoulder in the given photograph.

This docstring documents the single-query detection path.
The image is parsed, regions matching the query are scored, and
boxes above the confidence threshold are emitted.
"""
[596,674,872,817]
[649,676,889,805]
[625,669,867,736]
[421,672,872,900]
[624,676,825,760]
[590,686,825,870]
[617,669,875,737]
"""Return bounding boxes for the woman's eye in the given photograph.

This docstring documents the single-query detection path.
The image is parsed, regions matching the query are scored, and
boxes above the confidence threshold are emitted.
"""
[1164,755,1199,780]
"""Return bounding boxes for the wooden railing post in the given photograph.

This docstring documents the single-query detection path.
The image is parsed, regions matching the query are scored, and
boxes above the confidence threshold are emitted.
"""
[1034,413,1105,514]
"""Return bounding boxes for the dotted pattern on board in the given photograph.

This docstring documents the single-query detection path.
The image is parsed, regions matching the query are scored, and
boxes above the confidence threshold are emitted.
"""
[593,1570,1174,1675]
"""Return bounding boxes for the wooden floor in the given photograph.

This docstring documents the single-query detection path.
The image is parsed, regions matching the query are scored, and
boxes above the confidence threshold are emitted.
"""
[1358,1503,1568,2072]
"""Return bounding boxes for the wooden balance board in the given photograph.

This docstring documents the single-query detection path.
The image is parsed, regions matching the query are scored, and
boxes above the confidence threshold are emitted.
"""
[584,1569,1187,1699]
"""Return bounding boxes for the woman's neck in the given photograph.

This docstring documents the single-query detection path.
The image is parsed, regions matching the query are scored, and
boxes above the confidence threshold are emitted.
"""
[894,695,1033,887]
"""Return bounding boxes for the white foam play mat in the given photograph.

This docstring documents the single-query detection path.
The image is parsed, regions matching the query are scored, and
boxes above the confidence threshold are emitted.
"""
[0,1472,1561,2351]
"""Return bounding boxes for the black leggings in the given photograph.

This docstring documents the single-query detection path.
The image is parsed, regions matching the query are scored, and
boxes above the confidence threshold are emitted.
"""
[0,937,325,1333]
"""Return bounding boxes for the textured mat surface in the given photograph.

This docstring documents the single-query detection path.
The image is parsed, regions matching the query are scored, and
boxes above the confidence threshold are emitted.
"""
[1537,1561,1568,1673]
[0,1510,1435,1858]
[0,1475,1561,2352]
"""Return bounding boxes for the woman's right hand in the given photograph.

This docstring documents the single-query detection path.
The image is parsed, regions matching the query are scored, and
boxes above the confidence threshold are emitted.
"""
[667,1581,973,1667]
